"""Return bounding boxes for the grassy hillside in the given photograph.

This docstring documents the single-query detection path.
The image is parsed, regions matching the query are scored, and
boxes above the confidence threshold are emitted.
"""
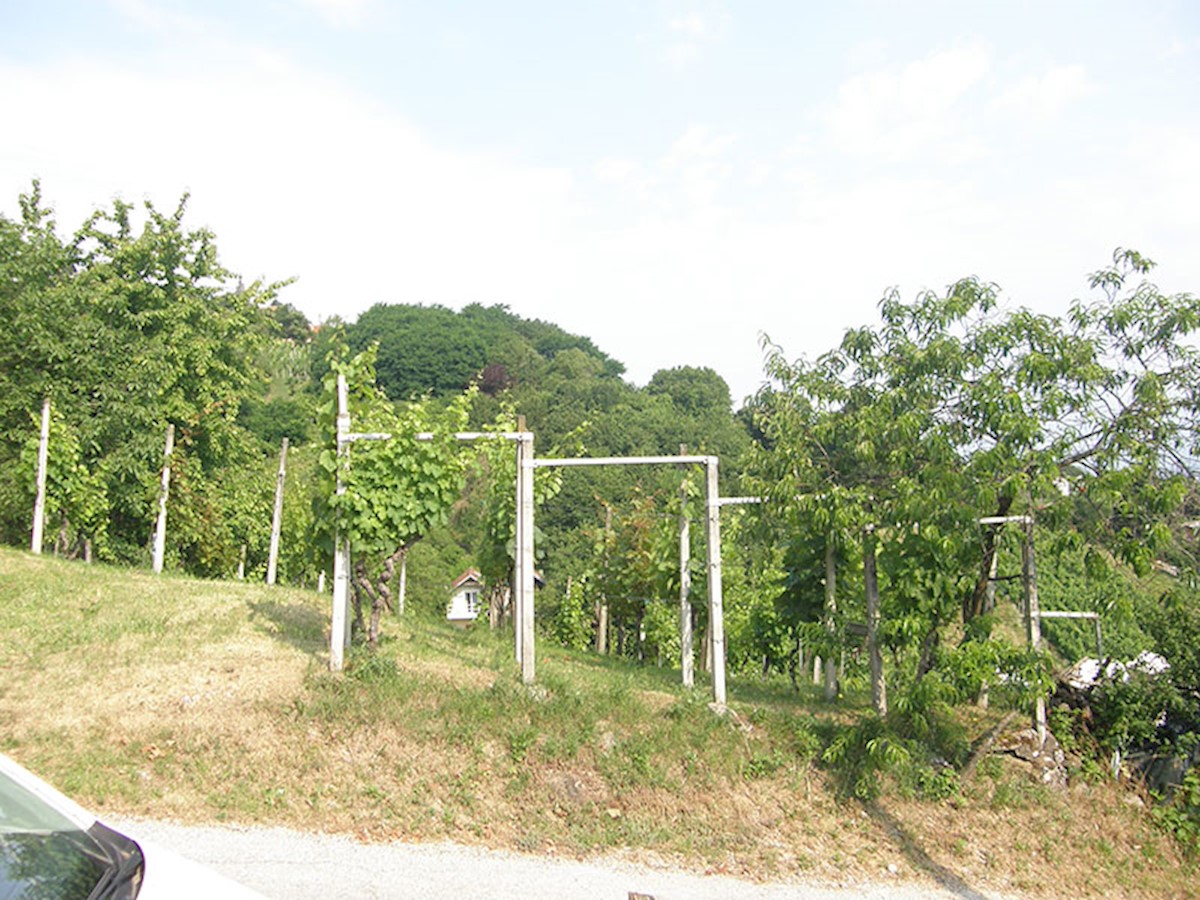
[0,549,1191,898]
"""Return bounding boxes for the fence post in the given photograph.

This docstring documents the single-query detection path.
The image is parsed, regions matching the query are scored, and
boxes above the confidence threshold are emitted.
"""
[1022,518,1046,745]
[679,445,694,689]
[152,424,175,574]
[267,437,289,585]
[864,525,886,716]
[823,534,838,701]
[331,375,351,672]
[704,457,727,707]
[31,398,50,554]
[515,428,536,684]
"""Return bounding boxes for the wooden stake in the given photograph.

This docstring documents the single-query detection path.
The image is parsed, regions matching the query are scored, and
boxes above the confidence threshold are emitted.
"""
[31,398,50,554]
[1022,518,1046,745]
[864,526,886,716]
[267,437,289,585]
[151,423,175,574]
[515,428,536,684]
[704,457,727,707]
[596,504,612,654]
[823,534,837,701]
[679,445,694,689]
[514,417,526,666]
[331,375,350,672]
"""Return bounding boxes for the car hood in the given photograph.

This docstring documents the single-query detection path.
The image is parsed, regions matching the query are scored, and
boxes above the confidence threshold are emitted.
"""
[134,835,267,900]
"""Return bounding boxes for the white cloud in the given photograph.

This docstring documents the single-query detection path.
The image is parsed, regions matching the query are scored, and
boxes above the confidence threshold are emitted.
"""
[654,4,730,71]
[664,125,737,162]
[593,158,642,184]
[656,126,737,212]
[108,0,221,42]
[992,65,1090,121]
[301,0,376,28]
[4,16,1199,407]
[1120,125,1200,234]
[0,55,576,326]
[825,43,991,162]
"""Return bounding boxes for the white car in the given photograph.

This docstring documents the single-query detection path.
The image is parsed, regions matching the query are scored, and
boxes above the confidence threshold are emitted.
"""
[0,752,265,899]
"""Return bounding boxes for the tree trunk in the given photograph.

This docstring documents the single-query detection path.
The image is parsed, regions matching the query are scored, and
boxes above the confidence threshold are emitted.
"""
[791,633,805,693]
[864,527,887,716]
[915,623,940,682]
[489,585,508,630]
[351,559,373,639]
[965,495,1012,622]
[55,515,69,557]
[823,534,838,701]
[368,546,406,647]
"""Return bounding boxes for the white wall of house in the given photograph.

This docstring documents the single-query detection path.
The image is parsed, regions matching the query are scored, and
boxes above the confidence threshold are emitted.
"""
[447,586,480,623]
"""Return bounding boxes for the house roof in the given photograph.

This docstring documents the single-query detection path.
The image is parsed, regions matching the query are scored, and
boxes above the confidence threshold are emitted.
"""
[452,568,483,590]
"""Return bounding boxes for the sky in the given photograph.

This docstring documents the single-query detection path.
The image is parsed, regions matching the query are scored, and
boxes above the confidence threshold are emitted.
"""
[2,0,1198,405]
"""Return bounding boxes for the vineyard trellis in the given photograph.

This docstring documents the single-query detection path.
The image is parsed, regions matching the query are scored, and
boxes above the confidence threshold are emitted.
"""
[330,374,735,705]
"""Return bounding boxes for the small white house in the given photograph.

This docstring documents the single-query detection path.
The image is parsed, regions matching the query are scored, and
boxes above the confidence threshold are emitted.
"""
[447,568,484,627]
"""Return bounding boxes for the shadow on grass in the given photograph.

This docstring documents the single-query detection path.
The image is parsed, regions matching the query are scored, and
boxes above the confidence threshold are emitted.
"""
[248,600,328,654]
[862,799,991,900]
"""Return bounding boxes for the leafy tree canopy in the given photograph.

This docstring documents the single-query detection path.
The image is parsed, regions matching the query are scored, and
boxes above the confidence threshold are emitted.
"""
[747,250,1200,695]
[0,182,287,566]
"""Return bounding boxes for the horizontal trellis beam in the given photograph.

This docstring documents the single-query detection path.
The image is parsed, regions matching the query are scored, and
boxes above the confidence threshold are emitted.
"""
[1038,610,1099,620]
[347,431,532,443]
[533,454,714,468]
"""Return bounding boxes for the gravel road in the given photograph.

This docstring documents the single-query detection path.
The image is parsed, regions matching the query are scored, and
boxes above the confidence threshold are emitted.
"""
[112,817,995,900]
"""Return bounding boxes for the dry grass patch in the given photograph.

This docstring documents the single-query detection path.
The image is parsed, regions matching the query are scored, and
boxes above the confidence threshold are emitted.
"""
[2,549,1198,898]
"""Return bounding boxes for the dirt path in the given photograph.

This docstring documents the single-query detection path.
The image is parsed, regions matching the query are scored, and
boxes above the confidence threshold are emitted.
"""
[114,817,1008,900]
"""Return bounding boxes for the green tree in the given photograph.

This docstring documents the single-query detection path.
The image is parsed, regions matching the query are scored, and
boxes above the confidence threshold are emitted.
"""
[750,250,1200,696]
[349,303,489,398]
[19,407,109,558]
[0,185,283,566]
[321,346,475,647]
[647,365,733,415]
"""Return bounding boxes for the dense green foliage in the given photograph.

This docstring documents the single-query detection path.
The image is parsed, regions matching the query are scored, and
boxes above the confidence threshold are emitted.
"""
[0,183,290,569]
[5,182,1200,847]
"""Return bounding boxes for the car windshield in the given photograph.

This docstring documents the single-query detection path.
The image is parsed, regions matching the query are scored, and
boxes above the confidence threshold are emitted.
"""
[0,768,111,899]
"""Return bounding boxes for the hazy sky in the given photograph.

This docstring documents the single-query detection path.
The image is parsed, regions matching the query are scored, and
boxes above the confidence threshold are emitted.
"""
[2,0,1198,404]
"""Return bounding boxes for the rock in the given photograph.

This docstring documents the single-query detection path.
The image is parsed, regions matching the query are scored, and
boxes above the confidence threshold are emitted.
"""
[995,728,1069,789]
[545,772,586,803]
[1136,753,1193,798]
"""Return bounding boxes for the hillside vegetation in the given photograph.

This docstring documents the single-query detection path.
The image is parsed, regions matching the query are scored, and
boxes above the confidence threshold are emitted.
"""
[0,550,1193,899]
[6,186,1200,896]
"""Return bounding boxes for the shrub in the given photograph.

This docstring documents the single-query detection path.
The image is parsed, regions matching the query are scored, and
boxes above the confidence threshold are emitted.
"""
[1152,768,1200,856]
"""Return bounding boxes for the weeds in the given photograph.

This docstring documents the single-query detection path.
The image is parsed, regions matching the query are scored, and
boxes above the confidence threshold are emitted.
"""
[3,549,1198,896]
[1152,769,1200,855]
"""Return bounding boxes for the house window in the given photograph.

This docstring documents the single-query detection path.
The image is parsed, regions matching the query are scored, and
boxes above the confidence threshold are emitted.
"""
[464,589,479,616]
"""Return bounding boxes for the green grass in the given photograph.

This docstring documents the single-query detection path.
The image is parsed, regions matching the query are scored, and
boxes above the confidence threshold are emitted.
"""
[1,546,1196,897]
